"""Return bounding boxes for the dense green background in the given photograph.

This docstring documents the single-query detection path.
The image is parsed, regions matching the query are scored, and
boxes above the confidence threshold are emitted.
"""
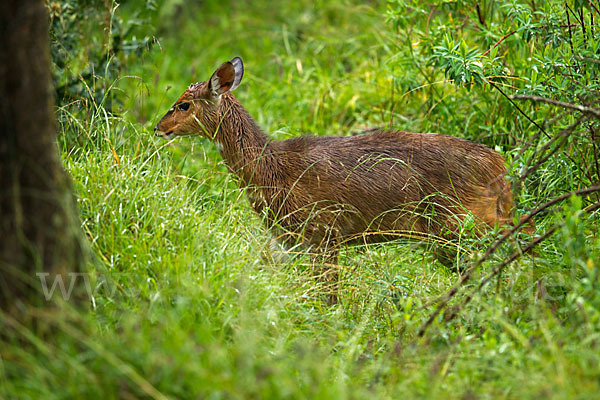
[2,0,599,398]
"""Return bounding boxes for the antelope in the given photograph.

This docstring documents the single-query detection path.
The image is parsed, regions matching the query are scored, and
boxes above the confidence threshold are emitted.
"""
[155,57,521,273]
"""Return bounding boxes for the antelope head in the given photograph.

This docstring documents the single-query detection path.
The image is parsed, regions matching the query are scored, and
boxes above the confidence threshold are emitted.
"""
[154,57,244,140]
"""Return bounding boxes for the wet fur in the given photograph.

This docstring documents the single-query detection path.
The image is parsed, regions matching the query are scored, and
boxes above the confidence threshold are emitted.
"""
[156,81,513,259]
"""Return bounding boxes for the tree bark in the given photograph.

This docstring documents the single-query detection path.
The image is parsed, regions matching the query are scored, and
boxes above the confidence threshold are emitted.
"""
[0,0,85,310]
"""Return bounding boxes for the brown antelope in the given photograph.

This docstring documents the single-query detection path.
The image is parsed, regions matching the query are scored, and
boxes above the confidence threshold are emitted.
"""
[155,57,519,271]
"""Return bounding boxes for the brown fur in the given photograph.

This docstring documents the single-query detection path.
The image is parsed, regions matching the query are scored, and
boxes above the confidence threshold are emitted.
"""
[155,61,516,263]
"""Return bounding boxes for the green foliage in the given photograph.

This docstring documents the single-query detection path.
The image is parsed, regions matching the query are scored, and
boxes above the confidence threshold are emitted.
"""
[48,0,156,109]
[2,0,600,399]
[383,0,599,208]
[431,35,489,89]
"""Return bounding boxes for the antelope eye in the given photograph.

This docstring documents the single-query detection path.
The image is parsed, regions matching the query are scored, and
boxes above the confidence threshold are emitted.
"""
[178,102,190,111]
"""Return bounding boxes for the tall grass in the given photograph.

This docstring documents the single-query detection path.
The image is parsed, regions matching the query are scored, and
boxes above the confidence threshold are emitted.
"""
[1,0,599,398]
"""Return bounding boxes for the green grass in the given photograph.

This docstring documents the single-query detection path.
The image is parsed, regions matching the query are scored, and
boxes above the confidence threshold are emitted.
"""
[2,0,600,399]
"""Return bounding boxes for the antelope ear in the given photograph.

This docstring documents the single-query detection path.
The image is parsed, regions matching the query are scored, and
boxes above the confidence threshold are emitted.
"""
[208,57,244,97]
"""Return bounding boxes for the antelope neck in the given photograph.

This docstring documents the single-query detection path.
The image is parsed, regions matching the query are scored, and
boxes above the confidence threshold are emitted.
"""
[214,96,272,188]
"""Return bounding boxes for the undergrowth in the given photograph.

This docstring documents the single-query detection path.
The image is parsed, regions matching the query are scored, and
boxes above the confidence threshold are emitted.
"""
[1,0,599,399]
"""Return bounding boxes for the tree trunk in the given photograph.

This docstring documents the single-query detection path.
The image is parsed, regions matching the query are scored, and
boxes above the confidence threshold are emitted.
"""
[0,0,85,310]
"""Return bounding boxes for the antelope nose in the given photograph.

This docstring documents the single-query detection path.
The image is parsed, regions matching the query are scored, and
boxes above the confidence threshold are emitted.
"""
[154,125,159,137]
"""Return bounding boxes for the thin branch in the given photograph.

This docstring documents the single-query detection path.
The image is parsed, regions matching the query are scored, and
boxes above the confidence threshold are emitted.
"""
[447,201,600,323]
[444,225,560,322]
[590,0,600,16]
[576,56,600,64]
[425,6,436,36]
[512,109,569,163]
[489,81,551,139]
[517,115,590,187]
[589,123,600,184]
[480,23,592,58]
[512,95,600,119]
[564,3,582,72]
[476,3,487,28]
[591,3,596,36]
[482,30,516,57]
[580,6,588,39]
[417,185,600,337]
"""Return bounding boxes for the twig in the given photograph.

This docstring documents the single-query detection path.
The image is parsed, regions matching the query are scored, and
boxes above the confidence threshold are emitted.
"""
[512,109,567,165]
[417,185,600,337]
[426,6,436,36]
[481,23,590,58]
[512,94,600,119]
[517,115,590,187]
[445,225,560,322]
[589,123,600,184]
[565,3,580,71]
[591,3,596,36]
[489,81,551,139]
[481,30,516,57]
[476,3,487,28]
[576,56,600,64]
[590,0,600,17]
[447,201,600,323]
[580,6,587,39]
